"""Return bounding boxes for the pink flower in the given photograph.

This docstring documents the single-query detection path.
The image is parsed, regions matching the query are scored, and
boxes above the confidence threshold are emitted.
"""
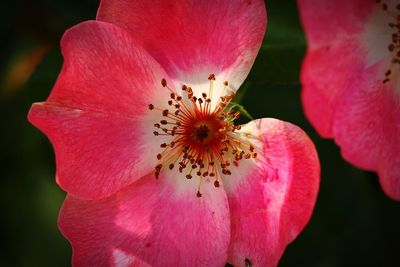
[298,0,400,200]
[29,1,320,266]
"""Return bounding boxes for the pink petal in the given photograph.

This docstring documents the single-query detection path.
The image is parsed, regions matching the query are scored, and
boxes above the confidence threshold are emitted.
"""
[28,21,174,200]
[297,0,374,48]
[300,39,364,137]
[223,119,320,267]
[298,0,375,137]
[379,149,400,200]
[59,173,231,267]
[333,70,400,200]
[97,0,266,95]
[299,0,400,200]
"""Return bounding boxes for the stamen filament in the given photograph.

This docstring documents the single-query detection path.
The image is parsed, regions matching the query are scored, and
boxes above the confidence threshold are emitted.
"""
[149,74,257,197]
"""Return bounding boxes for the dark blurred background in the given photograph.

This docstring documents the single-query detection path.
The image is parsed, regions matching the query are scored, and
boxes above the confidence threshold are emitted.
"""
[1,0,399,266]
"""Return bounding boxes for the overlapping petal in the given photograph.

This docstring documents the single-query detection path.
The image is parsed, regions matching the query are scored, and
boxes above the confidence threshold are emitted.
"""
[97,0,266,99]
[298,0,376,137]
[223,119,320,267]
[334,72,400,200]
[300,38,364,137]
[58,118,319,267]
[29,1,322,265]
[29,21,174,200]
[59,173,231,267]
[298,0,374,48]
[298,0,400,200]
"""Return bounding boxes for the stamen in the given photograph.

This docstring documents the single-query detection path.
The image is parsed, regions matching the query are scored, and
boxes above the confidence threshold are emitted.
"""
[208,73,215,100]
[380,1,400,83]
[148,75,257,197]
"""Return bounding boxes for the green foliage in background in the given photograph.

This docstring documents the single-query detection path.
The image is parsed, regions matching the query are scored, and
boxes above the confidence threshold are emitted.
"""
[1,0,399,266]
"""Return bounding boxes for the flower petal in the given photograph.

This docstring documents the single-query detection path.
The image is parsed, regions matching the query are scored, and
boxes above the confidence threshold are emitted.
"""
[297,0,374,49]
[299,0,400,200]
[28,21,174,200]
[59,173,231,267]
[379,149,400,200]
[300,39,365,137]
[97,0,266,98]
[223,118,320,267]
[333,72,400,200]
[298,0,376,137]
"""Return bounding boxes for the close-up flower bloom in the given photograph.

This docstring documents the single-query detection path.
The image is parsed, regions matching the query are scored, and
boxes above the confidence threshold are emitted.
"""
[28,0,320,266]
[298,0,400,200]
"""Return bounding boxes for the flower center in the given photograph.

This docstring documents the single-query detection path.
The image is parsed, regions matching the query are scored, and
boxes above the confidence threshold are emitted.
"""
[148,74,256,197]
[193,124,211,142]
[378,0,400,83]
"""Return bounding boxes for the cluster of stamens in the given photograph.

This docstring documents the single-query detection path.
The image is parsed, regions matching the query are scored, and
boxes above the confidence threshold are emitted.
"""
[148,74,257,197]
[377,0,400,83]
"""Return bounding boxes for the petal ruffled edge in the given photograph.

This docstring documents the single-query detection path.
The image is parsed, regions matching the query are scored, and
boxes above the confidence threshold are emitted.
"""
[297,0,375,49]
[223,118,320,267]
[59,172,231,267]
[28,21,174,199]
[300,36,366,138]
[97,0,267,99]
[333,68,400,200]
